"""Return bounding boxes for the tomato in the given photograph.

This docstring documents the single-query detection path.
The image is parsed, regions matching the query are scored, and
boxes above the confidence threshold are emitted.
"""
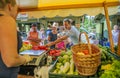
[32,46,39,50]
[49,50,55,54]
[49,53,52,56]
[82,50,89,55]
[55,52,60,56]
[38,46,42,49]
[55,50,60,53]
[49,50,61,57]
[23,41,29,44]
[45,48,48,50]
[38,46,47,50]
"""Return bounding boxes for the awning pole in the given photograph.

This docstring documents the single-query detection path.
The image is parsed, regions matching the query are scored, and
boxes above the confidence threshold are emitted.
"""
[103,2,114,52]
[117,32,120,56]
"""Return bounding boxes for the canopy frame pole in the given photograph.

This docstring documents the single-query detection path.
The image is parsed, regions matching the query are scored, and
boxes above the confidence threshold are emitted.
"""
[117,32,120,56]
[103,2,114,52]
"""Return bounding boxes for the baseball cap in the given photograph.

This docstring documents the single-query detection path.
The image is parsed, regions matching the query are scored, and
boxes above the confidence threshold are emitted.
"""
[31,23,37,27]
[63,18,71,23]
[52,22,58,28]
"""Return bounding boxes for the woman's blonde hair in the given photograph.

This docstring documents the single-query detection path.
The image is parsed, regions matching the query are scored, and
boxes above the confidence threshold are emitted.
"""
[0,0,16,8]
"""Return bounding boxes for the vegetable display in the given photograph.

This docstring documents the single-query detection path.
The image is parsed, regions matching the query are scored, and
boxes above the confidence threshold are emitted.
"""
[50,45,120,78]
[98,45,120,78]
[48,50,61,56]
[52,50,79,75]
[20,42,32,52]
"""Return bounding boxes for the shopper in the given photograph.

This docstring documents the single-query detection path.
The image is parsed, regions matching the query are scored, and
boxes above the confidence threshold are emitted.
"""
[46,18,82,47]
[39,28,46,45]
[56,34,66,50]
[0,0,31,78]
[46,24,52,37]
[112,25,119,45]
[27,23,41,46]
[47,23,58,49]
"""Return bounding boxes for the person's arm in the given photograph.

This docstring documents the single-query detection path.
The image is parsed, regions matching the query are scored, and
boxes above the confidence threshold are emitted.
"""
[46,35,68,47]
[55,43,58,49]
[0,16,31,67]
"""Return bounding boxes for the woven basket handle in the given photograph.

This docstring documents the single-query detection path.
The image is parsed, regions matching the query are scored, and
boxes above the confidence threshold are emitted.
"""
[79,32,92,55]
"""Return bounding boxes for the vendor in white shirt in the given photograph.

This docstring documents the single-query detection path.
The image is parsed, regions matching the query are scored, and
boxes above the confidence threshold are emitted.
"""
[46,18,86,47]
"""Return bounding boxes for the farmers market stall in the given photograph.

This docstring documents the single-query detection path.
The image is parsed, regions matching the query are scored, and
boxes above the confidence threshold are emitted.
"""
[32,32,120,78]
[16,0,120,78]
[18,37,120,78]
[17,0,119,52]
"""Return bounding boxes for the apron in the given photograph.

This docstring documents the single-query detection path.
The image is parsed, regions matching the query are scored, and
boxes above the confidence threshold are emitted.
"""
[29,31,39,46]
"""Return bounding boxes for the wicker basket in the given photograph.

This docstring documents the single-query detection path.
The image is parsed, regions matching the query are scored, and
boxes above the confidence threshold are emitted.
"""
[71,32,101,76]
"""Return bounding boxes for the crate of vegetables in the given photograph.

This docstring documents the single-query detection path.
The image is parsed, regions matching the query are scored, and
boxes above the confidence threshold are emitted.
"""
[48,49,61,61]
[98,45,120,62]
[49,50,88,78]
[95,45,120,78]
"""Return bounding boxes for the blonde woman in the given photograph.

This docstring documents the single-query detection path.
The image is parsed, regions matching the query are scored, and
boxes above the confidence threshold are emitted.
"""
[0,0,31,78]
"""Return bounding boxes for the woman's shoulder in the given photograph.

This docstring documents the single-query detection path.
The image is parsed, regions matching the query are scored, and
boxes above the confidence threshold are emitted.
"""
[0,16,16,27]
[0,15,16,24]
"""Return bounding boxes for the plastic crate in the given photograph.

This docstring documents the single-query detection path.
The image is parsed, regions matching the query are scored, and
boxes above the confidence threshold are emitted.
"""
[108,51,120,60]
[49,60,88,78]
[49,67,88,78]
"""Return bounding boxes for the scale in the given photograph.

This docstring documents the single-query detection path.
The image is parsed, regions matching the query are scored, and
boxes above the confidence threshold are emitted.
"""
[19,50,48,75]
[20,50,47,66]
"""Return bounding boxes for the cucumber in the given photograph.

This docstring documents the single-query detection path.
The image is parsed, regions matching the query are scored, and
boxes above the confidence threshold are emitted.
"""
[69,60,74,74]
[62,62,70,74]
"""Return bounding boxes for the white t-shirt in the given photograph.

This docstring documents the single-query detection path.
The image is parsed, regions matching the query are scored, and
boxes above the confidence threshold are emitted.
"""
[63,26,80,44]
[64,26,87,44]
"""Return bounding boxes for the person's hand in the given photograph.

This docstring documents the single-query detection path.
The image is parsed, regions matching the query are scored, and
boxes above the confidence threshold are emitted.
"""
[23,54,32,63]
[45,42,55,47]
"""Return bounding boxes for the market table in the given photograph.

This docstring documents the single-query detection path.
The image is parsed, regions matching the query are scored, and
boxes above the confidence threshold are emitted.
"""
[19,50,48,76]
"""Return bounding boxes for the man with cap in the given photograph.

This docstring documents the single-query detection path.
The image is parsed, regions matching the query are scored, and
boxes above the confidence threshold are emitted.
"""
[27,23,41,46]
[46,18,87,47]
